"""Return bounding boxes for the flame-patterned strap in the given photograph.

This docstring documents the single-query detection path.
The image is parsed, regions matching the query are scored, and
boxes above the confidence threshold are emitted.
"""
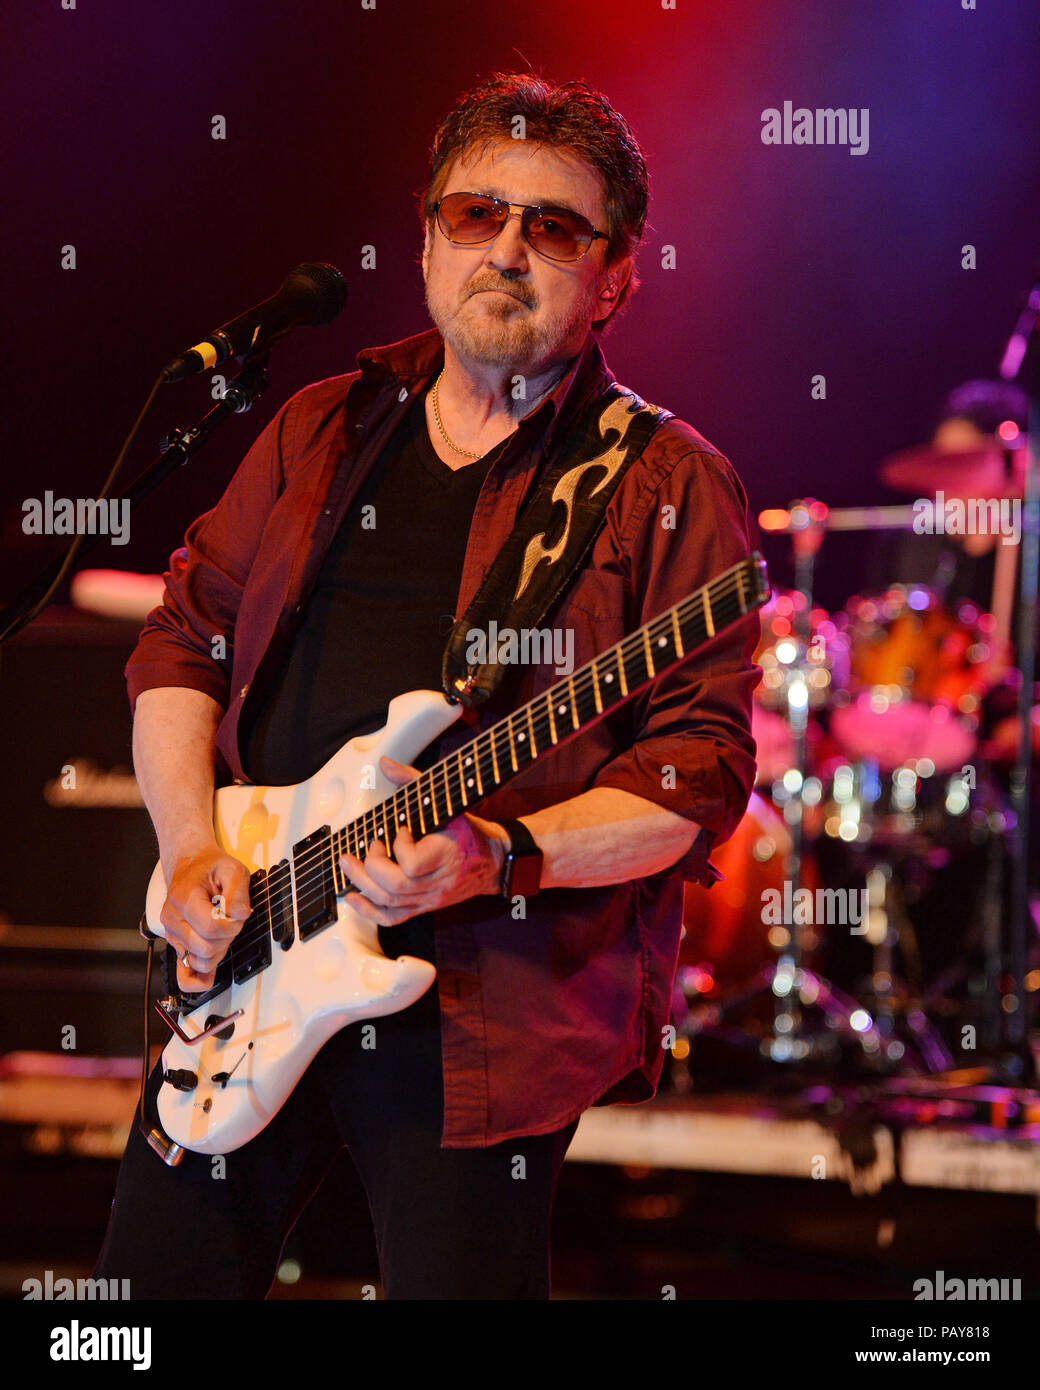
[442,382,673,707]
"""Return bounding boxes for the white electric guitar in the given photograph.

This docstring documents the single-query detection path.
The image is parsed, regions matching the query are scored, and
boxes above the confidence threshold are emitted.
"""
[144,553,769,1160]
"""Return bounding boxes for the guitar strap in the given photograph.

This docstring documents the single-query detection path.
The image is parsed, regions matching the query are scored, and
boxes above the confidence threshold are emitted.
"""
[441,380,673,707]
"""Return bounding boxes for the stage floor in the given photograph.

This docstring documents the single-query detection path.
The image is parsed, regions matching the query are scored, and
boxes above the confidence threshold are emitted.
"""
[2,1053,1039,1300]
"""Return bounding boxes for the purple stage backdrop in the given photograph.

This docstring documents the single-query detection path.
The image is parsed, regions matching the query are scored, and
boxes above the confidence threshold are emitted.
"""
[2,0,1039,616]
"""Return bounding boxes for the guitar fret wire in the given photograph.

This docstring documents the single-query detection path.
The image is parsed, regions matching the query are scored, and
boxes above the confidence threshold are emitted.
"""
[702,587,715,637]
[330,834,343,895]
[204,565,758,957]
[642,626,655,677]
[489,725,500,782]
[457,748,469,803]
[545,690,558,743]
[671,607,684,656]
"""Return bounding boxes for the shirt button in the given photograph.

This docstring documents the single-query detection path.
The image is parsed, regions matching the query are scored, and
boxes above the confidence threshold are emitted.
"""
[397,387,408,402]
[239,684,250,699]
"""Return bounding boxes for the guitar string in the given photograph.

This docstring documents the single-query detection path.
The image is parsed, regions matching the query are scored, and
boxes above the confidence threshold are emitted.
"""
[196,569,759,975]
[208,576,757,979]
[205,571,758,975]
[238,570,756,935]
[328,577,756,880]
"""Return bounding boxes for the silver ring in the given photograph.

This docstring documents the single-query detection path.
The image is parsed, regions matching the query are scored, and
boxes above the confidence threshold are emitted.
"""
[180,950,192,971]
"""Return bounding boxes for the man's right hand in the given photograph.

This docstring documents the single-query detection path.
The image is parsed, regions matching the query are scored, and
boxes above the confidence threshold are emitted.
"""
[159,845,253,993]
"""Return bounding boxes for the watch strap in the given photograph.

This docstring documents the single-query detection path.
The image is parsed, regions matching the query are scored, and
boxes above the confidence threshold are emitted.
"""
[500,818,543,899]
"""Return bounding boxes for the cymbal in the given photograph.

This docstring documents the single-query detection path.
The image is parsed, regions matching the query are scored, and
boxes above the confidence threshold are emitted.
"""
[880,444,1025,499]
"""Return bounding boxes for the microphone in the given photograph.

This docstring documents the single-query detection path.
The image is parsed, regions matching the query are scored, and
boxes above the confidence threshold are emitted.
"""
[163,262,347,383]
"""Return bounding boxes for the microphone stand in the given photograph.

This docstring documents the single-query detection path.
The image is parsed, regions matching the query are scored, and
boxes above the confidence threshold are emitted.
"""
[770,502,822,1059]
[0,352,270,647]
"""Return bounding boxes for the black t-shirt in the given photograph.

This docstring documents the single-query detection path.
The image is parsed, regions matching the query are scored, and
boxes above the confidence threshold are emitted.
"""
[243,394,499,786]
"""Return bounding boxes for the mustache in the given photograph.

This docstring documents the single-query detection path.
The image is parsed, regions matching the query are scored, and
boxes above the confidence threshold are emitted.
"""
[466,279,533,305]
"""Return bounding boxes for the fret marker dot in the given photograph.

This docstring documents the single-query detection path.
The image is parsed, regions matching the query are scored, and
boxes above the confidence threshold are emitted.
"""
[467,777,474,788]
[558,704,566,714]
[605,673,614,683]
[423,796,430,805]
[518,731,526,741]
[465,756,472,765]
[658,637,667,647]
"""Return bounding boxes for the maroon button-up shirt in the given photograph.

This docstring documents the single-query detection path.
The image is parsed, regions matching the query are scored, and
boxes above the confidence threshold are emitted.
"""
[126,325,759,1147]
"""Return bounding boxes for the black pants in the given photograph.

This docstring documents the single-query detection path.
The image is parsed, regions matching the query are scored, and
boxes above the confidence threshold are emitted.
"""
[94,923,578,1300]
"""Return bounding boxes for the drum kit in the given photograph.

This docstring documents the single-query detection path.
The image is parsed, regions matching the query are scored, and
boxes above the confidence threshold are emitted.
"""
[674,436,1038,1086]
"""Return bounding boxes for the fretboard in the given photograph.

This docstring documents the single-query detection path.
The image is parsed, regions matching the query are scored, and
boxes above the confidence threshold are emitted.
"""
[332,552,768,874]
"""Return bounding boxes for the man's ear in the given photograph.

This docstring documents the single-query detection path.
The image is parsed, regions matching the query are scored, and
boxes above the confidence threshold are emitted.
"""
[593,256,633,324]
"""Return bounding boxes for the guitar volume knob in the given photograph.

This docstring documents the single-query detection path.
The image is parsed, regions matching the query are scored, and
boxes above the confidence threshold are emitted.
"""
[164,1069,198,1092]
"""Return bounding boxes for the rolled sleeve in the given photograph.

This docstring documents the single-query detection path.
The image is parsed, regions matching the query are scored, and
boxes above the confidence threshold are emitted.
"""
[592,444,760,882]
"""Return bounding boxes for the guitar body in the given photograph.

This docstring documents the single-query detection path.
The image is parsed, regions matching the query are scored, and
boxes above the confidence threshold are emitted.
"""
[145,689,462,1155]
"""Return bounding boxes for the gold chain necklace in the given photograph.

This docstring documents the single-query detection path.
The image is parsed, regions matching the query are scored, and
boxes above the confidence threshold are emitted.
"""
[430,370,482,459]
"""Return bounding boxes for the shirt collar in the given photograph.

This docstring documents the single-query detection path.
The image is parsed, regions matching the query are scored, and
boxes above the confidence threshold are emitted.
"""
[356,325,614,455]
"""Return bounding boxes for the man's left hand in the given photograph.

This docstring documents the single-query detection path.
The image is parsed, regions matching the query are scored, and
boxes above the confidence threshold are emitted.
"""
[338,755,509,926]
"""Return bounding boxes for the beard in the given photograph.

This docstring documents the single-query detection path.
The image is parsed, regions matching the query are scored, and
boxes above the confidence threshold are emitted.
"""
[424,272,598,371]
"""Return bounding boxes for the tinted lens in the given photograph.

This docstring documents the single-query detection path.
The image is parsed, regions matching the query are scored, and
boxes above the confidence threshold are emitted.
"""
[523,208,591,260]
[438,194,506,242]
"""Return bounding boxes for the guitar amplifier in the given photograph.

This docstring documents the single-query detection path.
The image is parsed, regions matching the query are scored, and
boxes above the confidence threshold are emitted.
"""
[0,607,157,1056]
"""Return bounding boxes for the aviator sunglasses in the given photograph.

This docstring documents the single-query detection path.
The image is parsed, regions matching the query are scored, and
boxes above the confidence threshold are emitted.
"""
[434,192,608,263]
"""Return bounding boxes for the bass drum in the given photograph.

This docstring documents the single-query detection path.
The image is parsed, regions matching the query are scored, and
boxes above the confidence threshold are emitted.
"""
[680,791,821,995]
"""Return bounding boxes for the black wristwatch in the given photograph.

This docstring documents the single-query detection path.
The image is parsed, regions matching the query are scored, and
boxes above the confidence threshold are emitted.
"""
[499,818,543,899]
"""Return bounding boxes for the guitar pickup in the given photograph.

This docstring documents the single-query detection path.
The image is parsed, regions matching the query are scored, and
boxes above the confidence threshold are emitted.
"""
[231,884,272,984]
[293,826,339,941]
[297,890,338,942]
[231,931,272,985]
[267,859,294,949]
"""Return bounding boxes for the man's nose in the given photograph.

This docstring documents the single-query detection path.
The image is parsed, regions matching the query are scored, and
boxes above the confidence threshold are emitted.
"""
[482,210,530,272]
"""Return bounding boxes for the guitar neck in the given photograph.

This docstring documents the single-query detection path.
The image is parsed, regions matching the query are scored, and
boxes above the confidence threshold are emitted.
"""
[334,553,768,864]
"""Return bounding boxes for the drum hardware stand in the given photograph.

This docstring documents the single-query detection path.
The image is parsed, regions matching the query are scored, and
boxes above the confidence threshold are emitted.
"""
[763,502,938,1069]
[859,857,954,1073]
[675,964,887,1062]
[864,862,897,1041]
[979,799,1010,1054]
[679,500,962,1076]
[769,501,819,1057]
[914,787,1010,1057]
[1001,305,1040,1084]
[680,503,905,1070]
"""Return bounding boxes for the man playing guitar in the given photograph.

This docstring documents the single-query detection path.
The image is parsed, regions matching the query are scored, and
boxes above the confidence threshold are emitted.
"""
[94,72,759,1299]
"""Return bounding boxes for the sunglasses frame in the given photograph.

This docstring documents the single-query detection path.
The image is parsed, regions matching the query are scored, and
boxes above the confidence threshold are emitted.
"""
[433,192,608,263]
